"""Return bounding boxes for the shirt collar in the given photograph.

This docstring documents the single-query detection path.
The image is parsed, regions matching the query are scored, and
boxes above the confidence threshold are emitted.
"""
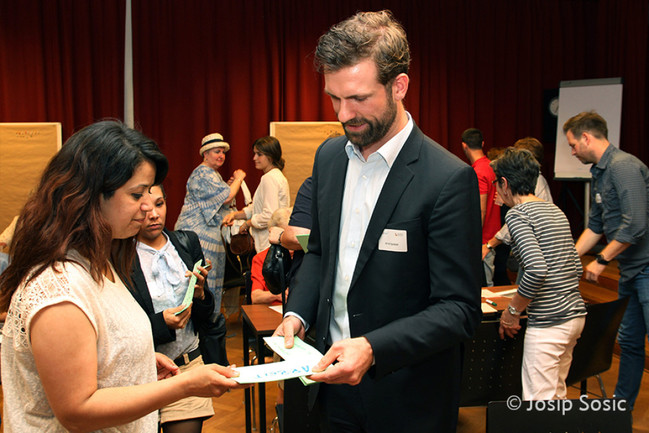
[345,112,414,167]
[591,144,616,175]
[137,232,171,254]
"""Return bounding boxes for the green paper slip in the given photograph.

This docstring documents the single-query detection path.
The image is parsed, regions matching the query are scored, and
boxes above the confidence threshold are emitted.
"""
[175,260,202,315]
[295,234,310,253]
[264,336,324,385]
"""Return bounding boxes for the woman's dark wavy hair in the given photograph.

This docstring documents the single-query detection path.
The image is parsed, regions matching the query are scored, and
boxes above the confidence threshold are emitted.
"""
[490,147,540,197]
[0,120,168,310]
[253,136,285,171]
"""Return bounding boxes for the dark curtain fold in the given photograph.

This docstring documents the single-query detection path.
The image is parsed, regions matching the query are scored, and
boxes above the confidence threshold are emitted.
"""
[1,0,647,231]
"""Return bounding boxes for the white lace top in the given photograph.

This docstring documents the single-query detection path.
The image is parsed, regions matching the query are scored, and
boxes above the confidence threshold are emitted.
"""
[1,254,158,432]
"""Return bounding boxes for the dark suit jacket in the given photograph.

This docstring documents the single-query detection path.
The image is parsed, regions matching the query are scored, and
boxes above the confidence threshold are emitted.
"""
[287,125,482,432]
[130,229,215,347]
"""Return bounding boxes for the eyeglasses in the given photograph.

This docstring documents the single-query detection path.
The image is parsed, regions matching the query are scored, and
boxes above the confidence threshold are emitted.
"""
[492,178,500,185]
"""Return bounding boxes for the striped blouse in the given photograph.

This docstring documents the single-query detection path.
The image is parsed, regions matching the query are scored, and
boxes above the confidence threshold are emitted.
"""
[507,200,586,327]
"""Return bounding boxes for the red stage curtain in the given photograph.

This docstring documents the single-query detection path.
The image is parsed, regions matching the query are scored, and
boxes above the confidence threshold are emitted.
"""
[0,0,125,139]
[2,0,647,230]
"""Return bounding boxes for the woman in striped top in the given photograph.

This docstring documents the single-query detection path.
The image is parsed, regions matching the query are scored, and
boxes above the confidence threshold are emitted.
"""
[491,147,587,400]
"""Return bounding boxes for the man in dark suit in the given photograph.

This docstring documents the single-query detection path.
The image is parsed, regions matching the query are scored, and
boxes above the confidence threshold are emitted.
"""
[274,10,482,432]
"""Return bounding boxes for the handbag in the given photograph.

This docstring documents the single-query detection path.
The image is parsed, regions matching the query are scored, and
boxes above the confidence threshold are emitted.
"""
[230,232,254,255]
[262,244,292,295]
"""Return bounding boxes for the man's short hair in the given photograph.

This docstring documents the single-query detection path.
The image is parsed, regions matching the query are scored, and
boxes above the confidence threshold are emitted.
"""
[562,111,608,140]
[314,10,410,86]
[514,137,544,166]
[461,128,483,150]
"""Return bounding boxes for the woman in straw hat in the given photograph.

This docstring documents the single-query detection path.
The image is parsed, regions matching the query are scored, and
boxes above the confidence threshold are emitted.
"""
[175,133,246,311]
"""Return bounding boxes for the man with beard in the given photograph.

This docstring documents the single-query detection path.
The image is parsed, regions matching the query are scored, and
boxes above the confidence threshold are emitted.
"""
[273,10,482,432]
[565,111,649,411]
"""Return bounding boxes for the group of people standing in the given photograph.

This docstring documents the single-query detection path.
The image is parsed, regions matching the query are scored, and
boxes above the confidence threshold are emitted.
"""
[0,8,647,433]
[0,118,291,432]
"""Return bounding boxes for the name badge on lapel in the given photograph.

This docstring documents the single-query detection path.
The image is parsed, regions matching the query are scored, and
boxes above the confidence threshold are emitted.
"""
[378,229,407,252]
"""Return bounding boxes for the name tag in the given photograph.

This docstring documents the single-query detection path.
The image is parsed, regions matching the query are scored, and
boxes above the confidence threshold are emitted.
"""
[378,229,407,252]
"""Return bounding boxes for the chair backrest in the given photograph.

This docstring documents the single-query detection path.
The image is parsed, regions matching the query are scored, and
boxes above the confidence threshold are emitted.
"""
[460,318,527,407]
[566,297,629,386]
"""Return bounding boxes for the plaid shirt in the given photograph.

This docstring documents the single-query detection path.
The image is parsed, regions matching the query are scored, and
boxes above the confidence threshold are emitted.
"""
[589,145,649,282]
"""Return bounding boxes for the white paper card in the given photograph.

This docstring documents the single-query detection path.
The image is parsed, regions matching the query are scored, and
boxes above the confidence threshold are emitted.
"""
[378,229,407,252]
[495,288,518,297]
[232,337,325,384]
[264,336,325,385]
[481,303,497,313]
[233,360,315,384]
[481,289,496,298]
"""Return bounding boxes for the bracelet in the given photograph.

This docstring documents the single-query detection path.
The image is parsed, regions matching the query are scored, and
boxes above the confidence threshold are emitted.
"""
[278,230,285,247]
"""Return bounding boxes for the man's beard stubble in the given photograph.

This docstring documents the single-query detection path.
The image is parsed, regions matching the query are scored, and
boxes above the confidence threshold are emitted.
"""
[342,96,398,148]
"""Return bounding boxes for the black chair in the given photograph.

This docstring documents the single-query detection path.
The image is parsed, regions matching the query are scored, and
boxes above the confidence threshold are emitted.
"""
[459,318,527,406]
[566,297,629,397]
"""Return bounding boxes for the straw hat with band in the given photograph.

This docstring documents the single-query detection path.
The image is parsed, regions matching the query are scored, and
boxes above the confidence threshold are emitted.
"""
[200,133,230,155]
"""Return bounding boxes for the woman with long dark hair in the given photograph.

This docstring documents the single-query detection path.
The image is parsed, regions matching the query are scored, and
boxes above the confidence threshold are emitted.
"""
[223,135,290,252]
[0,121,243,432]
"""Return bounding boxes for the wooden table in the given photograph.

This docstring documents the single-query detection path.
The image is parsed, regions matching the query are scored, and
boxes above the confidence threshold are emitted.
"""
[241,304,282,433]
[481,284,516,314]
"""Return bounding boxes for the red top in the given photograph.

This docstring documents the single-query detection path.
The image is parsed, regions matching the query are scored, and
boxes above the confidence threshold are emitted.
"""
[250,248,282,305]
[472,156,501,243]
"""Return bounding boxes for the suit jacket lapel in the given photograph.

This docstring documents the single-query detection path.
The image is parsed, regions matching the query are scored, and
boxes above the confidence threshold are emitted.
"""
[319,138,348,269]
[350,127,422,289]
[130,255,156,314]
[166,229,194,270]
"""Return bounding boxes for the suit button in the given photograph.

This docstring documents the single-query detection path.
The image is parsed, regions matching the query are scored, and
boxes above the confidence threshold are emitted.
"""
[326,298,331,304]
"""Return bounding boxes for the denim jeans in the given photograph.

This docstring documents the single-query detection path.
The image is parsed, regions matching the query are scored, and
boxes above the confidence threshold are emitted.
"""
[615,263,649,410]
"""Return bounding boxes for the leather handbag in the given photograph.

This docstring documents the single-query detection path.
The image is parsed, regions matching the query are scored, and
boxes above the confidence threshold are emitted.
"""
[230,232,254,255]
[262,244,292,295]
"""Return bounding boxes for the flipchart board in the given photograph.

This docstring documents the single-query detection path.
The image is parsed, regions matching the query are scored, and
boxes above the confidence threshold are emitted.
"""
[553,78,623,180]
[0,123,62,238]
[269,121,344,203]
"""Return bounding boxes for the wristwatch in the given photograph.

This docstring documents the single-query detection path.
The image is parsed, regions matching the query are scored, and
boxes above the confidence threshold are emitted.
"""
[595,254,610,265]
[507,305,521,316]
[485,243,494,251]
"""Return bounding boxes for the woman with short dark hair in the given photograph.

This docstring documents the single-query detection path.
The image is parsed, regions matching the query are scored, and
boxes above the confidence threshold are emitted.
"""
[492,147,586,400]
